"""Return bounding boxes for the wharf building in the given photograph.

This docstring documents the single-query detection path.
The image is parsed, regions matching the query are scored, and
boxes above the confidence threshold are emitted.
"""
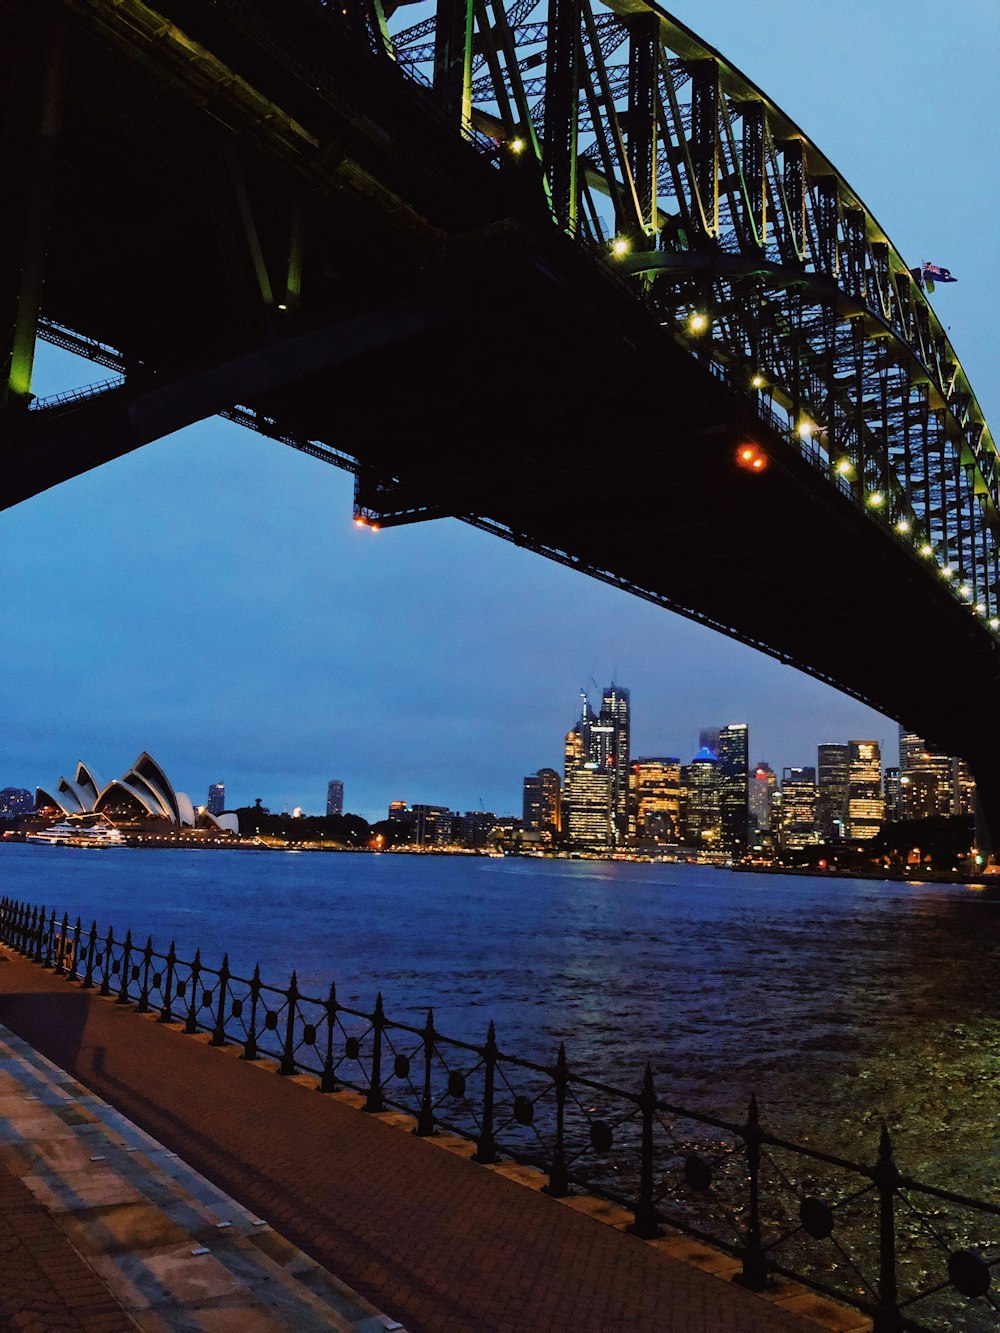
[326,779,344,818]
[847,741,884,841]
[207,782,225,816]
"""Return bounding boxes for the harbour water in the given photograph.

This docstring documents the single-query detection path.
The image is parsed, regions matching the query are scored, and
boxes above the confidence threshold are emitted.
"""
[3,845,998,1193]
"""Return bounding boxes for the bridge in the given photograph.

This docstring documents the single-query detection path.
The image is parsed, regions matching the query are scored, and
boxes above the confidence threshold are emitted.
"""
[3,0,999,837]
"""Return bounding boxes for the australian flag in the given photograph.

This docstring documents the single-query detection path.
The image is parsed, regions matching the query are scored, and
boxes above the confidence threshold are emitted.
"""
[922,261,958,285]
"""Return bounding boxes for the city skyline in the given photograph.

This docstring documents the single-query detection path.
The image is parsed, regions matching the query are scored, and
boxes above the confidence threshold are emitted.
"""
[0,3,992,825]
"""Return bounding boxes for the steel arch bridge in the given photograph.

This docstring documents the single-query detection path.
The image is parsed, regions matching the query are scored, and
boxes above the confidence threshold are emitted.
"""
[2,0,999,833]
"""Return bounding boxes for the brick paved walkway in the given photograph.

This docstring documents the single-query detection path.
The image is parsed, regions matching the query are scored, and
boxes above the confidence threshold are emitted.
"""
[0,946,836,1332]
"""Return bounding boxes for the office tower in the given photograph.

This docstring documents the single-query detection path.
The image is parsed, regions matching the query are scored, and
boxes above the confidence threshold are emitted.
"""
[598,684,631,844]
[563,764,613,848]
[409,804,451,846]
[682,747,722,849]
[779,767,819,848]
[953,759,976,817]
[207,782,225,816]
[631,758,682,844]
[847,741,884,840]
[326,779,344,817]
[564,724,586,781]
[749,763,776,837]
[817,744,850,841]
[898,726,961,818]
[717,723,749,852]
[455,811,497,848]
[884,767,903,820]
[522,768,561,836]
[387,800,410,822]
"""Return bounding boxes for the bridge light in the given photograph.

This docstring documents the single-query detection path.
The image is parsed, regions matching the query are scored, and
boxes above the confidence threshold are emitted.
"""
[735,444,768,472]
[941,565,954,579]
[959,583,971,598]
[354,517,366,527]
[867,491,884,508]
[277,303,288,311]
[611,236,630,257]
[976,602,986,615]
[799,419,813,440]
[991,618,1000,630]
[835,457,854,478]
[920,543,934,557]
[370,522,380,532]
[509,136,526,154]
[689,311,709,333]
[751,373,766,389]
[896,519,910,534]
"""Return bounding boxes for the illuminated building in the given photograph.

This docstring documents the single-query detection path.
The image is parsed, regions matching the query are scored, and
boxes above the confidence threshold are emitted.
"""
[898,725,973,818]
[564,763,613,849]
[817,743,850,841]
[682,747,721,849]
[34,754,237,833]
[326,780,344,817]
[883,768,902,821]
[717,723,749,852]
[598,685,631,845]
[409,804,452,846]
[749,763,776,838]
[779,767,819,847]
[522,768,561,836]
[0,788,34,818]
[631,758,681,844]
[453,811,497,847]
[207,782,225,816]
[847,741,884,841]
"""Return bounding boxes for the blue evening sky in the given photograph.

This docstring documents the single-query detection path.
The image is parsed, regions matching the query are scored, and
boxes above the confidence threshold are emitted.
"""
[1,2,996,821]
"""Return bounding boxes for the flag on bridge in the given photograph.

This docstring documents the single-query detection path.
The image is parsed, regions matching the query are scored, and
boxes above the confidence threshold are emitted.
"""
[922,261,958,289]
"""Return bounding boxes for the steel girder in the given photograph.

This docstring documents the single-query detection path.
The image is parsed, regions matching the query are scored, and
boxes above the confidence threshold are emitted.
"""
[385,0,999,629]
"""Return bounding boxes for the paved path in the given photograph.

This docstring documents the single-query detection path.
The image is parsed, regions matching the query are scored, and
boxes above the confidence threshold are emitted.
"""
[0,1022,406,1330]
[0,945,854,1332]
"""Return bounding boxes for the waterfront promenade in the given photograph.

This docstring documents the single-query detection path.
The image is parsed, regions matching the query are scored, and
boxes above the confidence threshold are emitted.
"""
[0,943,857,1331]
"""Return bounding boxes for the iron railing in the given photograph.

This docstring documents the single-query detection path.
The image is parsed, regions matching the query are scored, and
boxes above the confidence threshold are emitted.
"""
[2,896,997,1333]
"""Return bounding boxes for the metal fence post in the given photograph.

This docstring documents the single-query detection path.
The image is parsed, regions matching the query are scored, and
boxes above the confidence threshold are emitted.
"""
[320,979,337,1091]
[279,970,299,1075]
[544,1042,570,1197]
[82,921,97,989]
[415,1008,436,1136]
[159,941,177,1023]
[629,1062,661,1238]
[137,936,153,1013]
[54,912,69,974]
[34,905,46,963]
[99,927,114,997]
[364,992,385,1110]
[185,948,202,1033]
[43,909,55,968]
[117,929,133,1004]
[736,1093,769,1290]
[212,954,230,1046]
[473,1020,499,1163]
[243,964,261,1061]
[69,917,82,982]
[872,1125,903,1333]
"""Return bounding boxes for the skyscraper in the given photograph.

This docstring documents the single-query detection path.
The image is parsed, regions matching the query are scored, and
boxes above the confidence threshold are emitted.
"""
[563,764,613,848]
[749,763,776,838]
[779,767,819,848]
[817,744,850,841]
[523,768,561,836]
[326,780,344,817]
[717,723,749,852]
[847,741,884,841]
[207,783,225,816]
[898,726,962,818]
[630,758,681,844]
[883,768,902,821]
[682,747,722,849]
[596,685,630,844]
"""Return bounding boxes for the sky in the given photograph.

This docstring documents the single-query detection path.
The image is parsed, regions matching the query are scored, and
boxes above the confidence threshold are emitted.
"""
[2,2,997,822]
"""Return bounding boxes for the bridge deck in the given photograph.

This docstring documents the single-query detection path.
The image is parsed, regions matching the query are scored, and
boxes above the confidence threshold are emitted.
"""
[0,945,851,1332]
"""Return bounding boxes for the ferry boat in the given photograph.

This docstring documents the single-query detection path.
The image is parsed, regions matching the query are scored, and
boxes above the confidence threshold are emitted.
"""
[27,815,127,848]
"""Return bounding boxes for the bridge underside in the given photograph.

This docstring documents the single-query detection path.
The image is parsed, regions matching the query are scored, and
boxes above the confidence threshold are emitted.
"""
[3,0,1000,838]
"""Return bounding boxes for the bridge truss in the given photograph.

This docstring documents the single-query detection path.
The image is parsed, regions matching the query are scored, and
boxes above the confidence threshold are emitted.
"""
[348,0,999,626]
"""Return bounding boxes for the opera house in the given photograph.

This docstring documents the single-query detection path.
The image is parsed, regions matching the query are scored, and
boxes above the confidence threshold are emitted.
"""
[35,753,239,835]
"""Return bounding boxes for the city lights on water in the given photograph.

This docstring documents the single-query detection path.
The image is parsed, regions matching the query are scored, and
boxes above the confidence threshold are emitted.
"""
[689,311,708,333]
